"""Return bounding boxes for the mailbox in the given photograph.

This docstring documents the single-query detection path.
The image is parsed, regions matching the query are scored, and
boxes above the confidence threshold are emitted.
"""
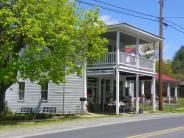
[80,97,87,101]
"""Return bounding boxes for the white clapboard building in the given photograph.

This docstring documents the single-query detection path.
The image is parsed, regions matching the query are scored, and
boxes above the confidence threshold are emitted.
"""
[5,23,162,115]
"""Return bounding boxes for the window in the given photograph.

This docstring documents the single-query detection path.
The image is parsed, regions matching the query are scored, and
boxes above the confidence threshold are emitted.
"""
[41,83,48,101]
[18,82,25,101]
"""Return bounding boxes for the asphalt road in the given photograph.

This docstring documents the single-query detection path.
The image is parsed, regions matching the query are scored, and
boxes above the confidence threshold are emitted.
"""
[26,115,184,138]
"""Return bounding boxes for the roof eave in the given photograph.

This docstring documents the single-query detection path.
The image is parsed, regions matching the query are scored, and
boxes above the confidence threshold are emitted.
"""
[107,23,164,41]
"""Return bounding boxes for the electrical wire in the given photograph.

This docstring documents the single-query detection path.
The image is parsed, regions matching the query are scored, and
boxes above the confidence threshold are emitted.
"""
[164,17,184,19]
[164,19,184,30]
[77,0,184,34]
[92,0,158,18]
[77,0,159,23]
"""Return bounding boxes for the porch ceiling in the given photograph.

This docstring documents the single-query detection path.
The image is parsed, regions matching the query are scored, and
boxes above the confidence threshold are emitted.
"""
[87,68,154,80]
[108,23,163,42]
[103,31,149,45]
[126,76,153,81]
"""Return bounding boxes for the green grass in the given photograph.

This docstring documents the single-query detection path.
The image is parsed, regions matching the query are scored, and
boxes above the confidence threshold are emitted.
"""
[139,97,184,113]
[0,113,131,131]
[140,103,152,111]
[2,98,184,130]
[162,97,184,112]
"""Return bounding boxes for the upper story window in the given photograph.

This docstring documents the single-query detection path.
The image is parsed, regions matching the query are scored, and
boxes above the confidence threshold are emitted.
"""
[41,82,48,101]
[18,82,25,101]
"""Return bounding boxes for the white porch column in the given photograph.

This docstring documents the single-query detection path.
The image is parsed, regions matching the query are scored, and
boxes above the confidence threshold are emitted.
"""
[174,85,178,102]
[167,83,171,104]
[110,78,113,103]
[116,68,120,115]
[129,80,134,107]
[102,80,106,111]
[83,62,87,112]
[98,77,101,104]
[151,77,156,111]
[116,31,120,65]
[115,26,120,114]
[141,80,145,103]
[136,74,139,113]
[136,38,140,68]
[123,76,126,97]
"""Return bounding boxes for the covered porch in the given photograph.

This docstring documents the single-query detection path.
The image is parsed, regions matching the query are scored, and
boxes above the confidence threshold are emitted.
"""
[155,73,179,104]
[87,69,156,114]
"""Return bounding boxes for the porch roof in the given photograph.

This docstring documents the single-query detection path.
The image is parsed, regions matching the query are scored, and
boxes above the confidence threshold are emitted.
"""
[108,23,163,42]
[156,72,179,83]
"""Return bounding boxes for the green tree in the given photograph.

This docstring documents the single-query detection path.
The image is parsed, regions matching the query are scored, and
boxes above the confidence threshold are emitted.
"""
[172,46,184,81]
[0,0,108,114]
[172,46,184,73]
[156,59,184,81]
[159,60,174,76]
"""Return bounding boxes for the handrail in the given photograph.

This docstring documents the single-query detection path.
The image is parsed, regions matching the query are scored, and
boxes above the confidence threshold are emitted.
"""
[92,52,154,71]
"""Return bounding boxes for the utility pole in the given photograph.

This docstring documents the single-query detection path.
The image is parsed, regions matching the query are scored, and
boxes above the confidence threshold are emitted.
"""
[159,0,163,111]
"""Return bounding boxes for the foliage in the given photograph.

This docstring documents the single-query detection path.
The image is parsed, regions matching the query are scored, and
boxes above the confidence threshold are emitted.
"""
[156,60,174,77]
[156,56,184,81]
[0,0,108,85]
[0,113,55,124]
[0,0,108,113]
[172,46,184,73]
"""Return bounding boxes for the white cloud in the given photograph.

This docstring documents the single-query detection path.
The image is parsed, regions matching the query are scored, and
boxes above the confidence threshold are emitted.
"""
[100,15,119,25]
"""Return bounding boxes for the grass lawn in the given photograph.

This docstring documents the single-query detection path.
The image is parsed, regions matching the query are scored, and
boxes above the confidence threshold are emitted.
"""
[0,113,131,131]
[139,97,184,113]
[1,98,184,130]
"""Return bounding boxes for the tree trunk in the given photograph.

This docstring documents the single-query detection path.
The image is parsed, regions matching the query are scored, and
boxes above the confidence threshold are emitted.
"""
[0,83,9,115]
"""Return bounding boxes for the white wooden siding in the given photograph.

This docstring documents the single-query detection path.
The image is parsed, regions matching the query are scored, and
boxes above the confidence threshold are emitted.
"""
[5,74,84,114]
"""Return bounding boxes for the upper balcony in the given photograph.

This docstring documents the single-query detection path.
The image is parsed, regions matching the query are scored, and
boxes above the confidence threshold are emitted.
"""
[92,51,155,72]
[87,23,162,75]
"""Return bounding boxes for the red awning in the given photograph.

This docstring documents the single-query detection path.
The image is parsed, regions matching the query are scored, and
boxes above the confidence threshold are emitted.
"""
[156,72,179,83]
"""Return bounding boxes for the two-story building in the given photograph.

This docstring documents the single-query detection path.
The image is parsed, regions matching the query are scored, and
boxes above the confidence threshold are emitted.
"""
[87,23,163,114]
[5,23,162,115]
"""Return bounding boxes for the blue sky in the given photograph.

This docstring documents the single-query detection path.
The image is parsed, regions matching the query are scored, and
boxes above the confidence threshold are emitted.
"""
[78,0,184,60]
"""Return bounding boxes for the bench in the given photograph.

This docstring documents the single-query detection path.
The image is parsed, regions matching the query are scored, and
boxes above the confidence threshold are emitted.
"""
[15,107,33,120]
[42,107,56,114]
[16,107,33,114]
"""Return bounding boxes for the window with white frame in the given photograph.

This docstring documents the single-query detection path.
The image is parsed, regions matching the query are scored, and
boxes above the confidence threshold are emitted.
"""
[41,83,48,101]
[18,82,25,101]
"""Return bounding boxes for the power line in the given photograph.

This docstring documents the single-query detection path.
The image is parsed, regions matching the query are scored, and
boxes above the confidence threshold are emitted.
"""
[168,24,184,34]
[77,0,184,34]
[162,0,184,30]
[91,0,184,31]
[77,0,159,22]
[92,0,158,18]
[164,17,184,19]
[93,0,184,21]
[163,1,184,19]
[164,19,184,30]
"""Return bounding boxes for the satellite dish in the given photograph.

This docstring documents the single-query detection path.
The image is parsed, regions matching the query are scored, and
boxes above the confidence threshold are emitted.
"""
[144,50,155,55]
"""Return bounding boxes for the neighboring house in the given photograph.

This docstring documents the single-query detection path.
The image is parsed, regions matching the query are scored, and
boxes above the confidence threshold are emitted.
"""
[87,23,162,114]
[155,73,178,103]
[178,81,184,97]
[144,73,179,103]
[5,74,85,114]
